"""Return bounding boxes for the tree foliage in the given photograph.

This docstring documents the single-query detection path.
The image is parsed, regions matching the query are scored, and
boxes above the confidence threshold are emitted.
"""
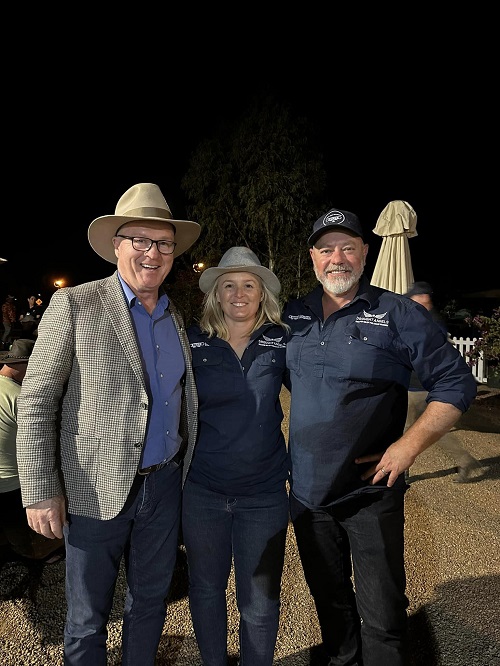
[173,94,331,323]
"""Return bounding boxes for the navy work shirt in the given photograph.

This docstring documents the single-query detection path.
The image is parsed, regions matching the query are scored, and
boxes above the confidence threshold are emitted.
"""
[284,276,477,509]
[408,305,448,391]
[187,322,289,495]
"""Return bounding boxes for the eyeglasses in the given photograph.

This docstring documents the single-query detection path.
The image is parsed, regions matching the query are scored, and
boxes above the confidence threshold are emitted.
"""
[115,235,177,255]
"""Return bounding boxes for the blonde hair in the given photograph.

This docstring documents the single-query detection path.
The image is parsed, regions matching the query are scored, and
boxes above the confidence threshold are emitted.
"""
[199,276,288,340]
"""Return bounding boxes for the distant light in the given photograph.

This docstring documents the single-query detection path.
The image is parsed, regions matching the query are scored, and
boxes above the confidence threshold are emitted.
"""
[0,257,7,264]
[54,280,64,289]
[193,262,205,273]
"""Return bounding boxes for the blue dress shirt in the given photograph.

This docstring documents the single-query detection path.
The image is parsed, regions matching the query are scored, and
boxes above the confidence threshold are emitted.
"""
[119,275,185,468]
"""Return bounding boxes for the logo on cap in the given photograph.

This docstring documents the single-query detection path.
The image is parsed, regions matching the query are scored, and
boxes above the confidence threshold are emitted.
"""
[323,210,345,227]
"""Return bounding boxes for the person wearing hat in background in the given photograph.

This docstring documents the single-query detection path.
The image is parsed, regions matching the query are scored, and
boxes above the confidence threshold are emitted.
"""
[404,281,481,483]
[16,183,200,665]
[283,208,477,665]
[403,281,447,334]
[183,247,290,665]
[0,339,65,564]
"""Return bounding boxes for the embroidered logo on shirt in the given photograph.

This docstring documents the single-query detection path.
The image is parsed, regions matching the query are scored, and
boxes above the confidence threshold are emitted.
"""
[287,314,312,320]
[259,335,286,348]
[190,341,210,348]
[355,311,389,326]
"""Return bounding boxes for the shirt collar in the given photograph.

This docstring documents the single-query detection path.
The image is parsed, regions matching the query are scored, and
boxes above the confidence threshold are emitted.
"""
[117,272,169,309]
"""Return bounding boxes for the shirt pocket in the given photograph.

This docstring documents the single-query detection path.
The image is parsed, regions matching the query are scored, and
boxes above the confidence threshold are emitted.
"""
[343,323,396,380]
[286,322,313,376]
[191,348,237,401]
[256,348,287,373]
[191,347,224,369]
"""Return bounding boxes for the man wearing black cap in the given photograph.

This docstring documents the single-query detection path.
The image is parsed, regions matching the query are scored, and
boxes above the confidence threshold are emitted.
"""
[283,208,477,665]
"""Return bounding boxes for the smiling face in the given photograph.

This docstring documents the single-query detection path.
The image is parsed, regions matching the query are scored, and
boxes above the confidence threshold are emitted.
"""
[310,230,368,296]
[216,272,264,325]
[112,220,176,296]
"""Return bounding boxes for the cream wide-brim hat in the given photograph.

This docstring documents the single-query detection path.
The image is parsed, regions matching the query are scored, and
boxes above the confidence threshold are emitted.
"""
[199,246,281,295]
[88,183,201,263]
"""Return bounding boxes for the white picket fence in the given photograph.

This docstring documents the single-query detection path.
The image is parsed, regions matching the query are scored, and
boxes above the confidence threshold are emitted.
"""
[449,336,487,383]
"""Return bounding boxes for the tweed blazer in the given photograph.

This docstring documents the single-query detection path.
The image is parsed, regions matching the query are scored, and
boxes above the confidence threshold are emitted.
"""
[16,272,198,520]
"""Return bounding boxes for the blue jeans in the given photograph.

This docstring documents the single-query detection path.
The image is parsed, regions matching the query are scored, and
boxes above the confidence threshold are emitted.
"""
[182,479,289,666]
[63,461,182,666]
[290,489,408,666]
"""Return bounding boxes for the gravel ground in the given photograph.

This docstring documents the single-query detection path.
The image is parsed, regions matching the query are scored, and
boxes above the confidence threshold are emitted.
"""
[1,387,498,665]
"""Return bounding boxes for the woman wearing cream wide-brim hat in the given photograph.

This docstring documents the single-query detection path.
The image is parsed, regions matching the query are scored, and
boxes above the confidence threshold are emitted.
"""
[183,246,290,665]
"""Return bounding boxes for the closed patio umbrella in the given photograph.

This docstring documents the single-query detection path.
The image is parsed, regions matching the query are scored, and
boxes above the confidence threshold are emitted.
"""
[370,200,417,295]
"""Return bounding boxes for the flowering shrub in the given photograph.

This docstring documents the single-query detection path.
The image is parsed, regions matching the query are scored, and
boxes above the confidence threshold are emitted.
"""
[465,307,500,372]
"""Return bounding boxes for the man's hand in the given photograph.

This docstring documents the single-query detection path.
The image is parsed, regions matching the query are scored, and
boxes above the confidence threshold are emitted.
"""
[26,495,67,539]
[355,448,414,487]
[355,401,464,487]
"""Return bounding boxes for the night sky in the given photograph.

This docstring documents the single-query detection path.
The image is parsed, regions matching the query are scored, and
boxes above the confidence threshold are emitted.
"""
[3,47,496,314]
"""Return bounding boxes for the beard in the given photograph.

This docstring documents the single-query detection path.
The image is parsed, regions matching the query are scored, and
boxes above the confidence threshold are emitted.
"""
[314,264,364,296]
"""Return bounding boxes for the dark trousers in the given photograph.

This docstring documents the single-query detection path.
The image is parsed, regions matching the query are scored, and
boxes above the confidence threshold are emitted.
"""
[290,490,408,666]
[182,479,289,666]
[63,461,182,666]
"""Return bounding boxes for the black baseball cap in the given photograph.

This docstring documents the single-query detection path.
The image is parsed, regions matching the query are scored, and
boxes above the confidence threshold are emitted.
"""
[308,208,364,246]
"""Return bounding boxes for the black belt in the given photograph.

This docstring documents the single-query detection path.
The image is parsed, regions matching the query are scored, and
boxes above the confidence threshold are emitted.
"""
[138,461,168,475]
[138,451,183,475]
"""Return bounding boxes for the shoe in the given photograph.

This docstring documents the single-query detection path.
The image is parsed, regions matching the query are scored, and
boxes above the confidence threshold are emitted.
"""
[453,461,480,483]
[454,468,470,483]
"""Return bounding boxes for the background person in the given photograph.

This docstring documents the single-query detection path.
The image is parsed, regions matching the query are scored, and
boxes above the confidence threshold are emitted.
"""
[0,339,65,563]
[1,295,17,349]
[16,183,200,665]
[183,247,290,666]
[404,281,481,482]
[284,208,477,666]
[18,294,43,339]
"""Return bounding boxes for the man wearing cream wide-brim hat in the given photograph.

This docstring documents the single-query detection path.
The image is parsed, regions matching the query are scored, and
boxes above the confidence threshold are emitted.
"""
[17,182,200,664]
[88,182,201,262]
